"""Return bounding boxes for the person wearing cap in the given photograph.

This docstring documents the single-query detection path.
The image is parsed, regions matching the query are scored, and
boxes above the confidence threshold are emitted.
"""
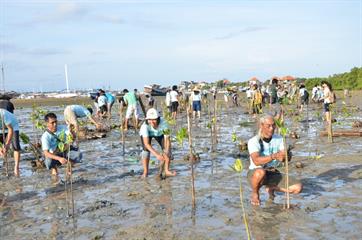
[139,108,176,178]
[123,89,140,130]
[64,105,101,136]
[0,109,21,176]
[190,87,202,118]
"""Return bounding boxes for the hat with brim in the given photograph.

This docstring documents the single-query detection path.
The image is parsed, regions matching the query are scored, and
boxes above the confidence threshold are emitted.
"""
[146,108,160,120]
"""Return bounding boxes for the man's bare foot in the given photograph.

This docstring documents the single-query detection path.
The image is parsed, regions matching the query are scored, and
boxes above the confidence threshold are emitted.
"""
[165,170,176,177]
[266,187,276,200]
[251,192,260,206]
[141,173,148,178]
[14,169,20,177]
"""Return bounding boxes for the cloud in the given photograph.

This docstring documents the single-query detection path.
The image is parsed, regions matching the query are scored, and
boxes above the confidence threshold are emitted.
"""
[215,27,267,40]
[28,3,88,25]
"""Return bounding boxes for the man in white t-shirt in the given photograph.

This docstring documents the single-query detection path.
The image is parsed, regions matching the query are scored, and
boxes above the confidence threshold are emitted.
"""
[247,114,302,206]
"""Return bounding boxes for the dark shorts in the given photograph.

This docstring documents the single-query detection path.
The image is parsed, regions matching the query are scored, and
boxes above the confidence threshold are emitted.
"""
[192,101,201,111]
[270,96,277,104]
[301,96,309,105]
[324,103,331,112]
[247,168,300,188]
[171,101,179,113]
[140,135,164,152]
[0,130,21,151]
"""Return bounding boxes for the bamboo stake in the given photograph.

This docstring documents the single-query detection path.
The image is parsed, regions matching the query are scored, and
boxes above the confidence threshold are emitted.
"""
[239,174,251,240]
[119,105,125,155]
[283,137,290,209]
[1,112,9,177]
[186,108,196,208]
[327,111,333,143]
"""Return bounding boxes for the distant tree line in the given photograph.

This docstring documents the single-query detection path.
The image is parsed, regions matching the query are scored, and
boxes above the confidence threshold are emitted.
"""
[300,67,362,90]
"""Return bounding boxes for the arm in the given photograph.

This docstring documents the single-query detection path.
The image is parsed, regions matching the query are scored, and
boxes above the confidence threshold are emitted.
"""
[43,150,67,164]
[250,150,285,167]
[1,124,13,156]
[142,136,167,161]
[88,116,101,129]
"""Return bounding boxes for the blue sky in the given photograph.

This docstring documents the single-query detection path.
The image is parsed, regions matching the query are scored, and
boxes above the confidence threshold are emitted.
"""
[1,0,361,92]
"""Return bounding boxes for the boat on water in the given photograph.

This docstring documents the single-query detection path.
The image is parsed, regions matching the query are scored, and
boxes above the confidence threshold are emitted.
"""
[144,84,168,96]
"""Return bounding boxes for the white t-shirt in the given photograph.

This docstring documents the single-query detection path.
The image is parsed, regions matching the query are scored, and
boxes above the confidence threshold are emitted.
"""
[248,134,284,170]
[299,88,306,97]
[170,90,178,102]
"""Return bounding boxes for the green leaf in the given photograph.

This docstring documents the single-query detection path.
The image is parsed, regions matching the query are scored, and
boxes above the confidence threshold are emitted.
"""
[58,142,65,152]
[19,132,30,144]
[231,132,238,142]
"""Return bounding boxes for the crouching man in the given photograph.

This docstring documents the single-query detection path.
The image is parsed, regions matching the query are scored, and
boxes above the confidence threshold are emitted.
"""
[247,114,302,206]
[42,113,78,176]
[139,108,176,178]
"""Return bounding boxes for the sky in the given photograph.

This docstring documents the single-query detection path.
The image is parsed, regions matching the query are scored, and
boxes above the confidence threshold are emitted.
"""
[1,0,361,92]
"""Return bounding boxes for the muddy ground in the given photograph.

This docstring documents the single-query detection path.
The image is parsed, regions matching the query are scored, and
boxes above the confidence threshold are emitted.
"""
[1,91,362,240]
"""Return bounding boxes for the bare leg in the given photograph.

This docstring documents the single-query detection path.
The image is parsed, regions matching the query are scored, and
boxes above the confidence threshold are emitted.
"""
[250,169,266,206]
[142,157,150,178]
[271,183,303,194]
[14,151,20,176]
[164,155,176,177]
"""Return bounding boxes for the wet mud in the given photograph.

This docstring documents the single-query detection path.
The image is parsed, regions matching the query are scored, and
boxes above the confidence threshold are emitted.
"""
[1,91,362,239]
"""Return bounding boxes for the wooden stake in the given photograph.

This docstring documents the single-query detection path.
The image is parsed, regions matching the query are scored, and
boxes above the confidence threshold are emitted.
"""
[119,105,125,155]
[283,137,290,209]
[186,108,196,208]
[1,112,9,177]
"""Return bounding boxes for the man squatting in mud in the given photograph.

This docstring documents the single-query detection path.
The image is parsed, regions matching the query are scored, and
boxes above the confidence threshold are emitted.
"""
[139,108,176,178]
[41,113,76,176]
[247,114,303,205]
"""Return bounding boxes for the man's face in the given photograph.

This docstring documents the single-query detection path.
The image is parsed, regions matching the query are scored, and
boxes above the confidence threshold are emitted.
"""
[261,117,276,138]
[147,119,158,128]
[46,117,58,133]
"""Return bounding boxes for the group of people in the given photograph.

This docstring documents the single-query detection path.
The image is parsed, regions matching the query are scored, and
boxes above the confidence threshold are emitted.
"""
[1,79,339,206]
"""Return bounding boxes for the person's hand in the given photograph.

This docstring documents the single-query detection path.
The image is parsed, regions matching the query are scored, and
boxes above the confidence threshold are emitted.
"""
[273,151,285,162]
[0,144,9,157]
[156,153,166,162]
[58,157,68,165]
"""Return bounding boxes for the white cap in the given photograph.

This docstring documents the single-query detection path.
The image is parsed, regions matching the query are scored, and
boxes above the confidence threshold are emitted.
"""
[146,108,159,120]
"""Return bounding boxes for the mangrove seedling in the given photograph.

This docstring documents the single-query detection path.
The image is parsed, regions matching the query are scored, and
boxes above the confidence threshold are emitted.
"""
[176,127,188,146]
[230,158,251,240]
[19,132,44,168]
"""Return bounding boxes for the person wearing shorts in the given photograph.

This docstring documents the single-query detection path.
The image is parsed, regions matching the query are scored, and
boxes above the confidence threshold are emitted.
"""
[139,108,176,178]
[190,87,202,118]
[247,114,302,206]
[123,89,140,130]
[170,85,179,120]
[64,105,101,136]
[0,109,21,176]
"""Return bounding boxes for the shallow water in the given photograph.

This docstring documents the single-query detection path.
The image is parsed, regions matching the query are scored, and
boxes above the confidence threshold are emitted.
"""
[1,94,362,239]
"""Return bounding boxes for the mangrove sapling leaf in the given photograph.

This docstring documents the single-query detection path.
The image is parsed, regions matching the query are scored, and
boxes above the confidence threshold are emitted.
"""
[19,132,30,144]
[162,128,171,136]
[176,127,188,146]
[206,122,212,129]
[231,132,238,143]
[230,158,251,240]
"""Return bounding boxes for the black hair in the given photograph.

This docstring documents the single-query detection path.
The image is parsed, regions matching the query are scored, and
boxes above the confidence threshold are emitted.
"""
[146,117,161,126]
[134,89,138,92]
[300,84,305,89]
[321,81,333,91]
[272,78,278,85]
[87,107,93,114]
[123,89,129,93]
[172,85,177,91]
[44,112,57,122]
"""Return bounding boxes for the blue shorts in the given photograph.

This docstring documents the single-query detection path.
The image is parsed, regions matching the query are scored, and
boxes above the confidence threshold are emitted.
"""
[192,101,201,111]
[324,103,331,112]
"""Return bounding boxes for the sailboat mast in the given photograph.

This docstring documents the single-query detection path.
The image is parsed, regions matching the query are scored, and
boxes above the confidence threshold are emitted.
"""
[1,63,5,94]
[64,64,69,93]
